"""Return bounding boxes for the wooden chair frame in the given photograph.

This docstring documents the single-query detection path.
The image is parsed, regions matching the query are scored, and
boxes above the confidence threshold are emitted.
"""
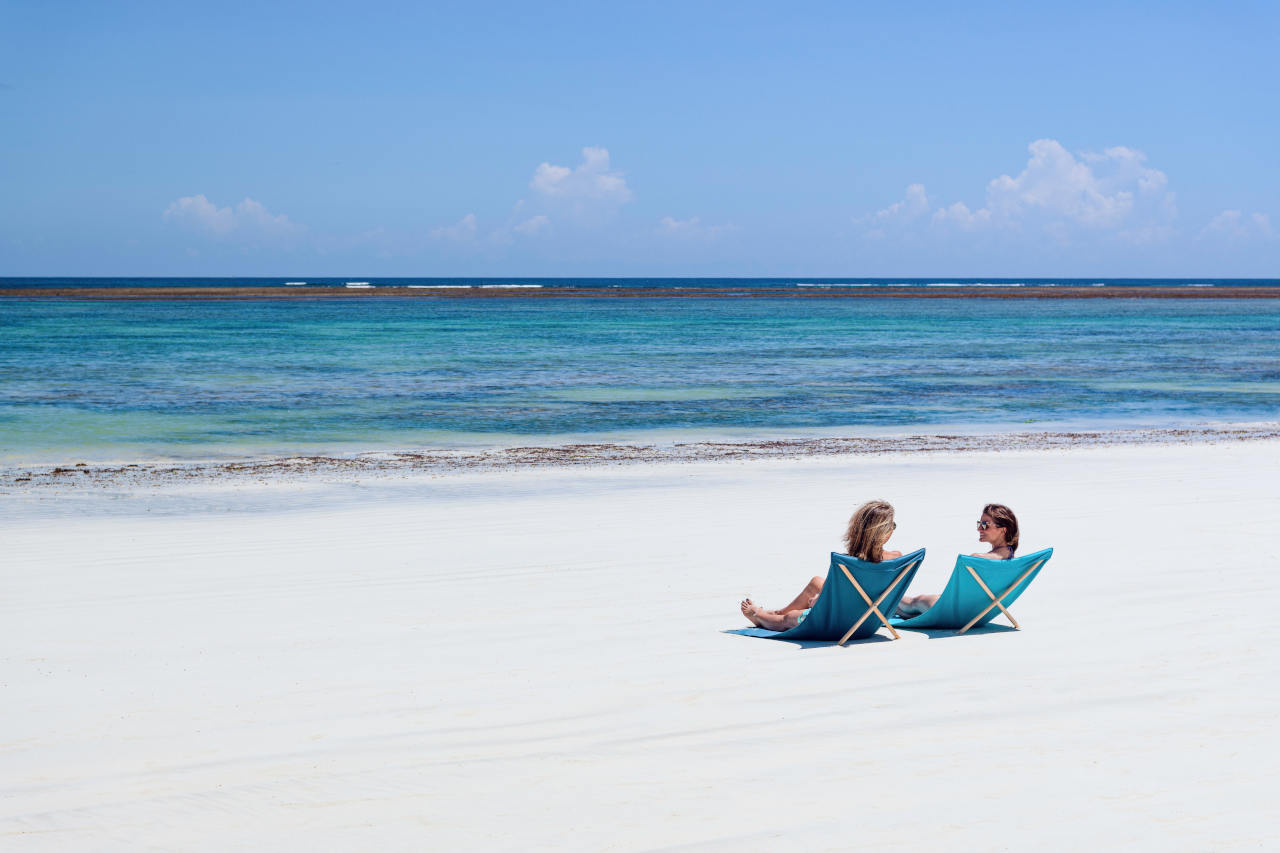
[835,560,920,646]
[956,558,1047,635]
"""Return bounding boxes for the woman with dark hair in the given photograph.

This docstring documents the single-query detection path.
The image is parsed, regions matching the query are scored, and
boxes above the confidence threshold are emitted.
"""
[739,500,904,631]
[896,503,1019,617]
[975,503,1019,559]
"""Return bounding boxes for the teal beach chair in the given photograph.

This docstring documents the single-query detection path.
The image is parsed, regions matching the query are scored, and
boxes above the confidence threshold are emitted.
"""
[730,548,925,645]
[891,547,1053,635]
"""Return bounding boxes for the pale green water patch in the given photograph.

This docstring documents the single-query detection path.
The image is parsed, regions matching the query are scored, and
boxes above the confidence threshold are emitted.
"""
[544,386,766,403]
[3,297,1279,463]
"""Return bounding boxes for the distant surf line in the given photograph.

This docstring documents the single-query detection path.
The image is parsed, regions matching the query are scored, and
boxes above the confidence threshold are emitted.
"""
[7,285,1277,302]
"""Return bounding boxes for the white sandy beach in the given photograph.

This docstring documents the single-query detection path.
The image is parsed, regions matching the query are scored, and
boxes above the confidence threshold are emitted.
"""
[3,439,1279,851]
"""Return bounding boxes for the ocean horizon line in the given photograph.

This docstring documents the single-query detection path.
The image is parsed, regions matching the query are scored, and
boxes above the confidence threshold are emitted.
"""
[4,275,1280,291]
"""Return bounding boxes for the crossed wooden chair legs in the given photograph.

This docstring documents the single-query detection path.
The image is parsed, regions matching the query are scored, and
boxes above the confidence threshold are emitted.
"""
[834,556,1048,643]
[835,560,919,646]
[956,558,1047,635]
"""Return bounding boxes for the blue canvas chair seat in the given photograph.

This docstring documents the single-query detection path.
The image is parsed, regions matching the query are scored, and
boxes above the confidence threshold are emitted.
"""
[731,548,925,645]
[891,548,1053,635]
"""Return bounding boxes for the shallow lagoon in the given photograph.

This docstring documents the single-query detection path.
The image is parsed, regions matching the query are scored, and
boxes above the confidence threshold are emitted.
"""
[3,297,1279,462]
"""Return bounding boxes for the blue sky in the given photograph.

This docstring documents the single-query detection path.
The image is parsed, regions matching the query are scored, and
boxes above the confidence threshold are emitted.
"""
[1,0,1277,277]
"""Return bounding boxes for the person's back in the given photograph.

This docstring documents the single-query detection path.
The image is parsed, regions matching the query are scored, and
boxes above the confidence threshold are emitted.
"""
[740,500,906,631]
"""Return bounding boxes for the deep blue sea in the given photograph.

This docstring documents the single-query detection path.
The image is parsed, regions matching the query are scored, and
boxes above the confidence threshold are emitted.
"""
[2,276,1278,290]
[2,282,1280,463]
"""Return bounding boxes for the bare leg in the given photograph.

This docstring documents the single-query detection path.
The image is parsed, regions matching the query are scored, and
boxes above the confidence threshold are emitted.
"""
[741,601,804,632]
[739,576,823,630]
[776,576,824,613]
[897,593,939,617]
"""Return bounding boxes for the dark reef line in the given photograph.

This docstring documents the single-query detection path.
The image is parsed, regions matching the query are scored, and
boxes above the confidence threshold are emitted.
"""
[3,286,1280,301]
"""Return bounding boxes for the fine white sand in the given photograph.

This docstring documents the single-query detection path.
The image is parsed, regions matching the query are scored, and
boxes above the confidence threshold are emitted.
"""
[3,440,1279,851]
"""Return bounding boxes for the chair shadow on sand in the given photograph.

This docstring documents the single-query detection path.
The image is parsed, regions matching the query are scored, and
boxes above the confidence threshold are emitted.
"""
[894,623,1021,640]
[722,621,1019,649]
[721,630,899,650]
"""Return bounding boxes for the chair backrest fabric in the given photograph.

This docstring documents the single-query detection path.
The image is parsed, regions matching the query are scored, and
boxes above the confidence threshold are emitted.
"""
[892,547,1054,630]
[769,548,926,642]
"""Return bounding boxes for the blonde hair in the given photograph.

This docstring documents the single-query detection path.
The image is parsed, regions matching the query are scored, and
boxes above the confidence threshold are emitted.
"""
[843,500,896,562]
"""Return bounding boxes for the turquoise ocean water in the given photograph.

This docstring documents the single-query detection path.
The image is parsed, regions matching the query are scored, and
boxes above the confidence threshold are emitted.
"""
[2,292,1279,463]
[3,276,1279,289]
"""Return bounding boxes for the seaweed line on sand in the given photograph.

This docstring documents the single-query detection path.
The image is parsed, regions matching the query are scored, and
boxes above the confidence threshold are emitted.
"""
[3,424,1278,492]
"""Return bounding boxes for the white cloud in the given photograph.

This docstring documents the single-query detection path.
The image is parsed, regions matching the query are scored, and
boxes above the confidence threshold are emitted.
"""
[1138,167,1168,196]
[659,216,700,233]
[428,147,631,248]
[164,194,235,234]
[931,201,991,231]
[860,183,930,226]
[530,147,633,204]
[514,214,551,235]
[1198,210,1275,242]
[860,140,1180,245]
[983,139,1136,227]
[530,163,571,192]
[431,213,478,242]
[657,216,736,239]
[163,194,301,241]
[1083,145,1169,196]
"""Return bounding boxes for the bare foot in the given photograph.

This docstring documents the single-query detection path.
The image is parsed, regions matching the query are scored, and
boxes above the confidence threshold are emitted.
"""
[740,599,766,628]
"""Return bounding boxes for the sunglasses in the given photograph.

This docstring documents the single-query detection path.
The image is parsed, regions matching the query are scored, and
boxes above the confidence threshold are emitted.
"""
[976,520,993,530]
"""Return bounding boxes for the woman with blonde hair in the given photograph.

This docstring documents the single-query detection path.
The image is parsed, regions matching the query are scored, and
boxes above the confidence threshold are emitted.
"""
[896,502,1019,617]
[740,500,903,631]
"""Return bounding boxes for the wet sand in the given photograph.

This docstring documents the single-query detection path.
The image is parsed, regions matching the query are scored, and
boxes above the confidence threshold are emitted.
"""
[4,423,1279,490]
